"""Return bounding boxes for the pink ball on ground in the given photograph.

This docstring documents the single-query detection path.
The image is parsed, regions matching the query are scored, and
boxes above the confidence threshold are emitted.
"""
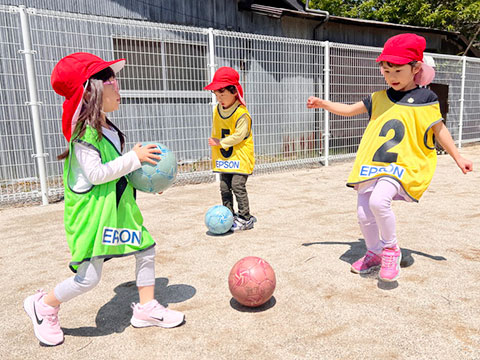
[228,256,276,307]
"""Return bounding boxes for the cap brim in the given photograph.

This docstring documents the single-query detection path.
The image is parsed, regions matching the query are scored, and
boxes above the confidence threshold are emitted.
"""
[87,58,126,78]
[204,81,233,91]
[204,83,247,106]
[109,59,125,74]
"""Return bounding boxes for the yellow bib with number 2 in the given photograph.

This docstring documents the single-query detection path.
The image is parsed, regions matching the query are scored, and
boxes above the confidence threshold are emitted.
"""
[347,90,442,201]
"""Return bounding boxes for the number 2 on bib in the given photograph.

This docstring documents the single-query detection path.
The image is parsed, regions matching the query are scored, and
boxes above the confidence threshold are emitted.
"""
[372,119,405,163]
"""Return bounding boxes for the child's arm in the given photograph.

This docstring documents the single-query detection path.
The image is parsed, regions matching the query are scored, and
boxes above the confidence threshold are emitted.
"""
[75,143,161,185]
[432,121,473,174]
[209,116,249,148]
[307,97,367,117]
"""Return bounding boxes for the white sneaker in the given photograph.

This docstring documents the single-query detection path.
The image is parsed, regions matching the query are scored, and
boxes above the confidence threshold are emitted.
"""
[23,290,64,346]
[131,300,184,328]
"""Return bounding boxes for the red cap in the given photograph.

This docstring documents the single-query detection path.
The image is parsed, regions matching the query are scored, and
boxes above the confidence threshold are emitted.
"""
[51,52,125,141]
[376,33,435,86]
[204,67,246,106]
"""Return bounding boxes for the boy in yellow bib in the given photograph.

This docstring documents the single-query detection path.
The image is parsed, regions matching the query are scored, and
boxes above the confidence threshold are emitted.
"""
[307,34,473,282]
[205,67,256,231]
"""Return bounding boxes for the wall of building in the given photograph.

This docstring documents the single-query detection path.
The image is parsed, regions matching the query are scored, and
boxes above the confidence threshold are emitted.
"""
[1,0,470,56]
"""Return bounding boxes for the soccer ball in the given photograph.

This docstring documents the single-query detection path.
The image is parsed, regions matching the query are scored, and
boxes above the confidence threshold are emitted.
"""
[205,205,234,235]
[228,256,276,307]
[127,142,177,193]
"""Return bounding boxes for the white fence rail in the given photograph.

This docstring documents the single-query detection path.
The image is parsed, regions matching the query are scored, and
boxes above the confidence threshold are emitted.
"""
[1,5,479,206]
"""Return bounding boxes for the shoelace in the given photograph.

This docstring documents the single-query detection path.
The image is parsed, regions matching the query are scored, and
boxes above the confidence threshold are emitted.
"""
[45,313,59,326]
[131,300,165,312]
[150,301,167,314]
[382,251,397,268]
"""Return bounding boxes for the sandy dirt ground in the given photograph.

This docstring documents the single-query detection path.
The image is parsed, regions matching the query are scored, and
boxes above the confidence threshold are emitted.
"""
[1,145,479,360]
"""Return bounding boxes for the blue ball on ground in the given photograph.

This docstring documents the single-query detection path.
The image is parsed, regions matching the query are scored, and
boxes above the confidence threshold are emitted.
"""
[205,205,234,235]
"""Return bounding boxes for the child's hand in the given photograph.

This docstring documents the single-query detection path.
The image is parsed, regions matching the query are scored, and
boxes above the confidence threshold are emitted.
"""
[208,137,221,147]
[306,96,324,109]
[133,143,162,165]
[456,156,473,174]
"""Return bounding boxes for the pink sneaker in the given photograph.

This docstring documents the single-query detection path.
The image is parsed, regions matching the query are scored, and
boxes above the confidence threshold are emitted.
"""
[379,246,402,281]
[23,290,64,346]
[131,300,184,328]
[351,250,382,274]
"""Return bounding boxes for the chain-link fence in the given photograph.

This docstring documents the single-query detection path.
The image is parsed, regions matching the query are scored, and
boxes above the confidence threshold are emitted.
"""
[1,5,479,206]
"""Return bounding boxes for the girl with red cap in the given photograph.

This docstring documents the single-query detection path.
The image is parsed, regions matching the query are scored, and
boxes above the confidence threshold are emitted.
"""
[307,34,472,282]
[205,66,256,231]
[23,53,184,346]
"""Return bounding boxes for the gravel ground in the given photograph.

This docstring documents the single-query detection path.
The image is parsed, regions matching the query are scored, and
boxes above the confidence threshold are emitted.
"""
[2,145,479,360]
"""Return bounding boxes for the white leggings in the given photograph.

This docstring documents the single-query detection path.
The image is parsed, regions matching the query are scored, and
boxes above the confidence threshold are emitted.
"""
[54,247,156,303]
[357,179,399,254]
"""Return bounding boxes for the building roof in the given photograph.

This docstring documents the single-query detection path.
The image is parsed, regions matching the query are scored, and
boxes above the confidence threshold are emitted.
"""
[239,0,479,57]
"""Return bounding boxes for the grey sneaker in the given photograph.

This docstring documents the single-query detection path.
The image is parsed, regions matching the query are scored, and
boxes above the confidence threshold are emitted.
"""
[232,216,255,231]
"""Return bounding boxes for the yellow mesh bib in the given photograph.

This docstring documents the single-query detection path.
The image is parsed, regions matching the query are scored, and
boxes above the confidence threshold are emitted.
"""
[347,90,442,201]
[211,104,255,174]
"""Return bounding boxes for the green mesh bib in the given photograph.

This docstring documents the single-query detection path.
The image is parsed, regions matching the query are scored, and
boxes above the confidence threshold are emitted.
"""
[63,126,155,272]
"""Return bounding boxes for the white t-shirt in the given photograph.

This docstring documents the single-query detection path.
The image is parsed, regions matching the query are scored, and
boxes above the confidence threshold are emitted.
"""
[71,126,141,192]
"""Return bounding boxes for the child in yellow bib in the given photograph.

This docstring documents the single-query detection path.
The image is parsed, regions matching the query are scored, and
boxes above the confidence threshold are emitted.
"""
[205,67,256,231]
[307,34,473,282]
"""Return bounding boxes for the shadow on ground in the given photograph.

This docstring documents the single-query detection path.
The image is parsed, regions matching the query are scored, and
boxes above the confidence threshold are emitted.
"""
[230,296,276,312]
[62,277,195,337]
[206,230,234,237]
[302,239,447,290]
[302,238,447,268]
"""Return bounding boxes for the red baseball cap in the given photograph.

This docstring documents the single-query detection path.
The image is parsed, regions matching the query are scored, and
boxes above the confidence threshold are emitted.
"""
[204,67,246,106]
[51,52,125,141]
[376,33,435,86]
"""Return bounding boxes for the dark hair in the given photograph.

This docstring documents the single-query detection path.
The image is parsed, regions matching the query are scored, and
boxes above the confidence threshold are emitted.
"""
[90,67,115,82]
[212,85,237,94]
[224,85,237,94]
[380,61,418,68]
[57,66,120,160]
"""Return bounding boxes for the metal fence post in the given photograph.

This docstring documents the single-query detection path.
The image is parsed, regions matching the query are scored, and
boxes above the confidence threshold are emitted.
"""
[207,28,217,117]
[458,56,466,149]
[17,5,49,205]
[323,41,330,166]
[207,27,219,181]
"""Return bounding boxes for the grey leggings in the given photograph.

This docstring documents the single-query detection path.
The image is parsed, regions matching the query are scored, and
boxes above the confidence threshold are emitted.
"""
[54,247,156,303]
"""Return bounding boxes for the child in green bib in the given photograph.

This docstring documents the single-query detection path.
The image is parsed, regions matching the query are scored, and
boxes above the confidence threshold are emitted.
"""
[23,53,184,346]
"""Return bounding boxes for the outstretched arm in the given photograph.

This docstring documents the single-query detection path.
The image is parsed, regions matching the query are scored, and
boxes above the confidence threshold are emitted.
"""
[432,121,473,174]
[307,97,367,117]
